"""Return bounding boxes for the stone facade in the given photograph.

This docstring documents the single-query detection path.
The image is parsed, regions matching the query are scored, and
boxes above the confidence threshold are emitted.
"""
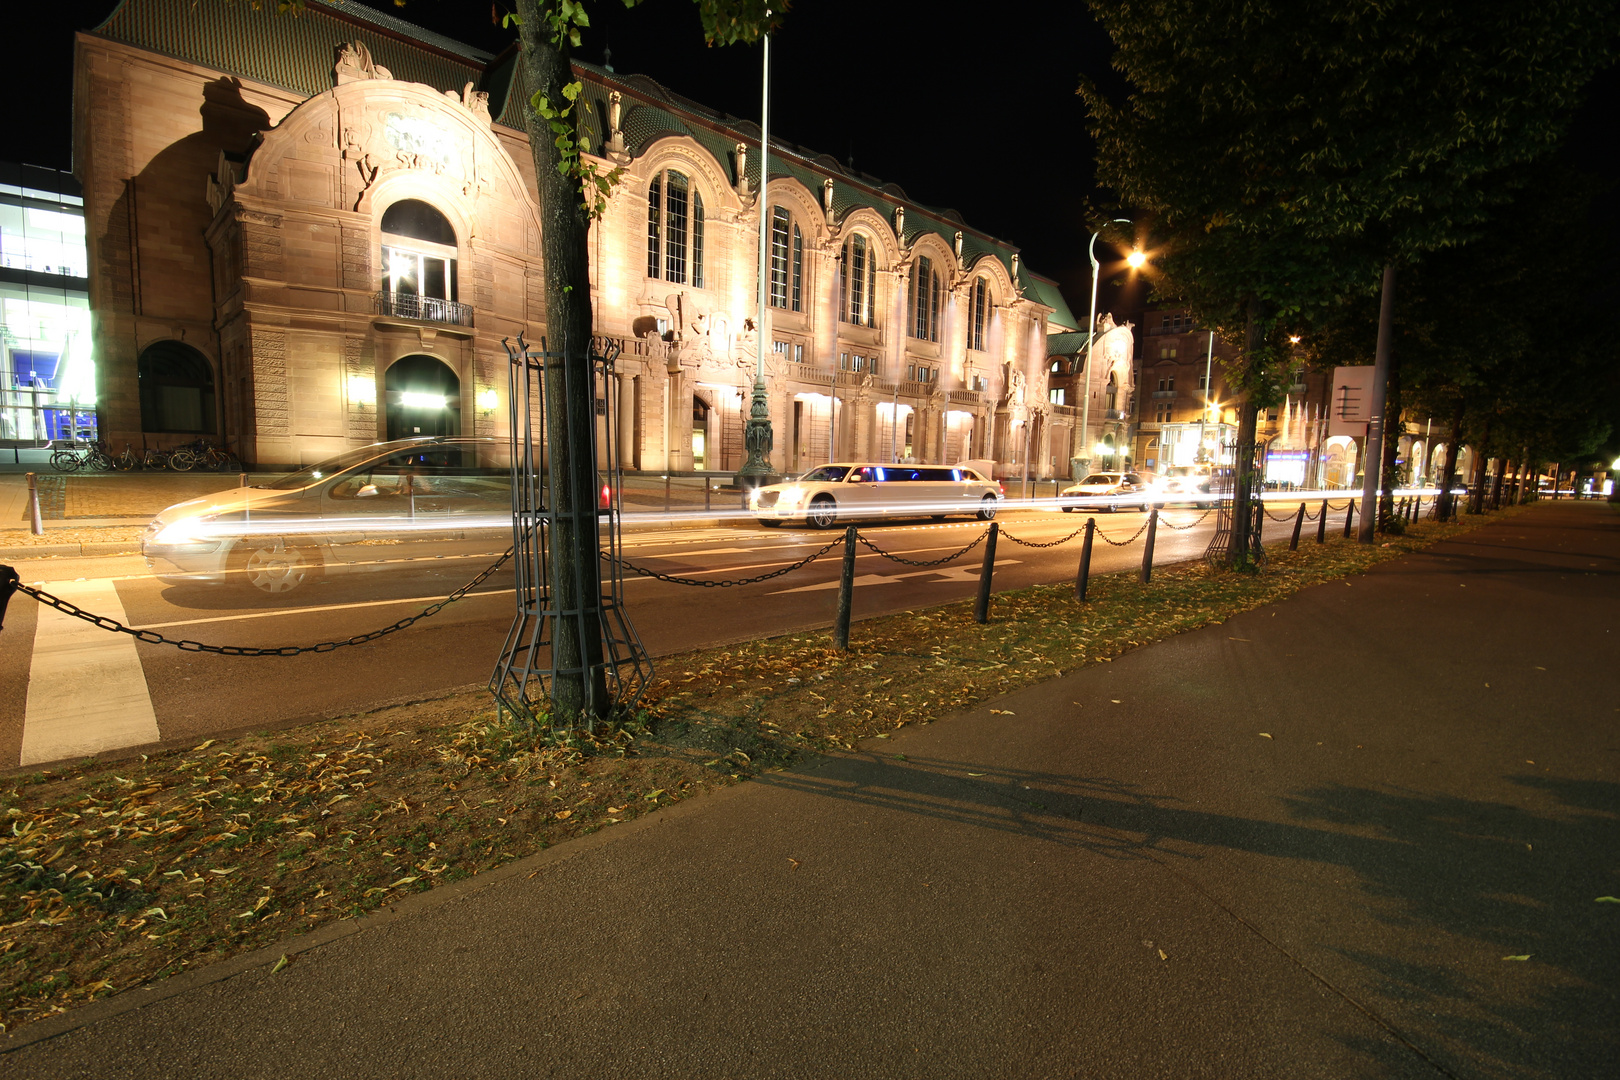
[73,0,1083,473]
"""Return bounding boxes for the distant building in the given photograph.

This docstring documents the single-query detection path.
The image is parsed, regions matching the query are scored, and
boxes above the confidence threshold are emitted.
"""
[73,0,1081,474]
[1046,312,1139,476]
[1131,305,1335,487]
[0,161,95,450]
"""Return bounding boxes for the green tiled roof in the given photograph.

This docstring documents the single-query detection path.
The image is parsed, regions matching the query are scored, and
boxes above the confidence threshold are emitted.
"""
[93,0,485,100]
[1046,331,1093,357]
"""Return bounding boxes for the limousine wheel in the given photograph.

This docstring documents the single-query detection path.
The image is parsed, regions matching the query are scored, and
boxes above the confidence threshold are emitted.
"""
[807,495,839,529]
[977,495,998,521]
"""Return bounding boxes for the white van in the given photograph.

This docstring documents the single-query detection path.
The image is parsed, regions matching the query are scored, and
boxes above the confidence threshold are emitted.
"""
[749,463,1003,528]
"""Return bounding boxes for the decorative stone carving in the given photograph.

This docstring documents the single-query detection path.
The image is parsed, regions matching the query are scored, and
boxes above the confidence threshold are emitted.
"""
[822,177,834,214]
[334,42,392,84]
[954,230,964,259]
[893,205,905,239]
[606,91,627,158]
[734,143,749,195]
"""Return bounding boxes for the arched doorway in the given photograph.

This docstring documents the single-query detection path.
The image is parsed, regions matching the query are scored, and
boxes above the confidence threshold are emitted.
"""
[138,340,216,433]
[384,355,460,439]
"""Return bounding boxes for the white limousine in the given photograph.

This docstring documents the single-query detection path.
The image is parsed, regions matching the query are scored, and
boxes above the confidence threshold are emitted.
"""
[748,463,1003,528]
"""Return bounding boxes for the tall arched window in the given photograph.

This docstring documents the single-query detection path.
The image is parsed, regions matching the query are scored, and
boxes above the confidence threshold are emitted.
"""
[840,234,876,327]
[969,277,989,351]
[138,341,216,433]
[647,170,705,287]
[768,206,803,312]
[910,256,940,342]
[380,199,460,322]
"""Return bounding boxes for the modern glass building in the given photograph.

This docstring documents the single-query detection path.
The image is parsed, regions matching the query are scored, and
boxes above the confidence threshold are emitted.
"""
[0,161,95,452]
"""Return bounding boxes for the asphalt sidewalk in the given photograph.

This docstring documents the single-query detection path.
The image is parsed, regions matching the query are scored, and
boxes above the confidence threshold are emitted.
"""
[5,502,1616,1079]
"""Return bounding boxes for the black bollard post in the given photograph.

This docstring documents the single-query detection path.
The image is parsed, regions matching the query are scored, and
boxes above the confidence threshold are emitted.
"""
[1343,498,1355,538]
[833,525,858,650]
[1140,507,1159,584]
[1254,500,1264,546]
[1317,499,1328,544]
[1290,502,1305,550]
[1076,517,1095,602]
[974,521,1000,624]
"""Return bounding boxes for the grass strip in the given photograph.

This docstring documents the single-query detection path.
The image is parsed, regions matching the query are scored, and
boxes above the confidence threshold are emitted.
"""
[0,507,1520,1030]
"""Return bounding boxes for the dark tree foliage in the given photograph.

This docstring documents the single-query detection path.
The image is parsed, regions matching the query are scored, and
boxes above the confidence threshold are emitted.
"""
[1079,0,1618,562]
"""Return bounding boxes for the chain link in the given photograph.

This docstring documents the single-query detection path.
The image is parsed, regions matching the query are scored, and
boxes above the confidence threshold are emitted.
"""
[1095,518,1152,547]
[605,535,846,587]
[857,528,990,566]
[1157,508,1214,531]
[14,548,515,656]
[999,526,1085,549]
[1264,506,1303,522]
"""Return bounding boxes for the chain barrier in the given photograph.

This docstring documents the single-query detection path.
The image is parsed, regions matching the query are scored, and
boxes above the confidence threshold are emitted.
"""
[1156,508,1214,531]
[605,535,846,587]
[1302,507,1322,522]
[998,526,1085,549]
[856,528,990,566]
[1264,506,1302,522]
[1095,518,1153,547]
[12,548,515,656]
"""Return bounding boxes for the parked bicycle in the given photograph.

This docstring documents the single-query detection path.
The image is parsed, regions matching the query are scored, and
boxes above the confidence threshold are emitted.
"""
[113,442,141,471]
[48,440,115,473]
[168,437,240,472]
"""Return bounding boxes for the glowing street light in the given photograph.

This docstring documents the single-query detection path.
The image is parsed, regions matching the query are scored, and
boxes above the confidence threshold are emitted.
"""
[1081,220,1138,474]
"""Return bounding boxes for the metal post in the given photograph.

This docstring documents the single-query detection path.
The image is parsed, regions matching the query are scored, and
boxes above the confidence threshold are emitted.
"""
[1076,516,1095,601]
[1253,498,1264,546]
[1140,507,1158,583]
[1343,498,1355,538]
[26,472,43,536]
[973,520,999,624]
[664,474,671,513]
[833,524,857,650]
[239,471,248,488]
[1290,502,1305,550]
[1317,499,1328,544]
[1358,264,1397,543]
[705,480,711,512]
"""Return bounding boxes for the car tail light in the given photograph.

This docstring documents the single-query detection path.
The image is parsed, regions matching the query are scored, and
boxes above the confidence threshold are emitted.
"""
[600,484,613,509]
[997,481,1005,496]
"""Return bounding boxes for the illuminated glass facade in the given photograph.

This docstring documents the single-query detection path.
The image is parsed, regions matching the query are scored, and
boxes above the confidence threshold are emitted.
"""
[0,162,95,446]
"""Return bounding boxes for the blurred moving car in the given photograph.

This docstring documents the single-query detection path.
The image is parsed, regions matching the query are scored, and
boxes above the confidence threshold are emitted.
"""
[1152,465,1213,504]
[143,438,512,594]
[1059,472,1152,512]
[748,463,1002,528]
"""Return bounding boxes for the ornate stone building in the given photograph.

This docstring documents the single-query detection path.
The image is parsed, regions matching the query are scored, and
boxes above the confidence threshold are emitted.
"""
[73,0,1092,475]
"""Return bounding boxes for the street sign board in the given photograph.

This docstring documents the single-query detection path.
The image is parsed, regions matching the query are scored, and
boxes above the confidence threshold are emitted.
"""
[1328,366,1374,438]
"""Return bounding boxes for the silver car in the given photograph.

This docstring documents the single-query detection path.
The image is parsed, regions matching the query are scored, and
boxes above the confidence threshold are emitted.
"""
[142,438,511,594]
[1059,472,1152,512]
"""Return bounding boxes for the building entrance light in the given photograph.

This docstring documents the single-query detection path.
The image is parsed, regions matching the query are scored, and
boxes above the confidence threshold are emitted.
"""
[400,391,447,409]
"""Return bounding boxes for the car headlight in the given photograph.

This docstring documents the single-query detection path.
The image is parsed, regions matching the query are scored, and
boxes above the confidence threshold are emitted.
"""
[153,515,218,545]
[778,486,805,509]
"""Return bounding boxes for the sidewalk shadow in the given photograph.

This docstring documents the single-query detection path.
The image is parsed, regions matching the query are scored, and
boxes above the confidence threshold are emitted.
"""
[755,755,1619,1079]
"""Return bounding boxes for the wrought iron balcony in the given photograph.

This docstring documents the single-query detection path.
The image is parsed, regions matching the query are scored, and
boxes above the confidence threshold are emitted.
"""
[374,291,473,327]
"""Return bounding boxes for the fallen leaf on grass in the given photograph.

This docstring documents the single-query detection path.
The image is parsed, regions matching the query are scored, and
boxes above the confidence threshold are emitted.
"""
[1596,897,1620,904]
[787,858,801,870]
[1502,955,1532,961]
[554,810,573,821]
[1158,949,1168,961]
[271,955,290,975]
[989,709,1014,715]
[1259,733,1273,739]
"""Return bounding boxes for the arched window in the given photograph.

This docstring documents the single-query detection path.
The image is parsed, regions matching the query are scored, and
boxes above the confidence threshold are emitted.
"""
[380,199,459,318]
[910,256,941,342]
[969,277,989,351]
[840,234,877,327]
[384,354,460,440]
[138,340,215,433]
[768,206,803,312]
[647,170,705,287]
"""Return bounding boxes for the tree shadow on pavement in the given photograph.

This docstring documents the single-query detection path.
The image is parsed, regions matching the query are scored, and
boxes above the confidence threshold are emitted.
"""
[756,754,1619,1080]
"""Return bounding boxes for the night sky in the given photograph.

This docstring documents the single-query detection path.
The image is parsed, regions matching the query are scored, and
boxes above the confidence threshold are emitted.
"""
[11,1,1615,327]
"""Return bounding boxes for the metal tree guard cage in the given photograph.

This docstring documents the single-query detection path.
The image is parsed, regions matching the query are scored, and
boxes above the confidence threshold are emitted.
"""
[490,335,651,730]
[1202,441,1267,568]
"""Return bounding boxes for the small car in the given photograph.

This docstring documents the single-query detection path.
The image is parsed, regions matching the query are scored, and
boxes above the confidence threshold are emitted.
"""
[748,462,1002,528]
[1059,472,1152,512]
[1152,465,1213,505]
[143,437,513,594]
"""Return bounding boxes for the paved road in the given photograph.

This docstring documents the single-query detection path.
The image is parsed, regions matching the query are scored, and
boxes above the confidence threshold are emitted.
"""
[0,499,1358,767]
[3,503,1612,1079]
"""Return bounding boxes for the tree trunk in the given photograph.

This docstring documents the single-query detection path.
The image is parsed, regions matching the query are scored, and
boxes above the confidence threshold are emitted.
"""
[1227,300,1264,567]
[1377,355,1402,531]
[1436,396,1466,521]
[1489,456,1506,509]
[517,6,607,717]
[1359,264,1397,543]
[1468,416,1492,514]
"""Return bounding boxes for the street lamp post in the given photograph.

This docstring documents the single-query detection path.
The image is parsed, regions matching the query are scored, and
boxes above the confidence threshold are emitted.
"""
[1079,220,1132,476]
[737,18,775,488]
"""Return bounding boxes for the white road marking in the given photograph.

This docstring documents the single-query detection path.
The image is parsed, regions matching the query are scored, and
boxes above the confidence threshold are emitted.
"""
[22,579,161,765]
